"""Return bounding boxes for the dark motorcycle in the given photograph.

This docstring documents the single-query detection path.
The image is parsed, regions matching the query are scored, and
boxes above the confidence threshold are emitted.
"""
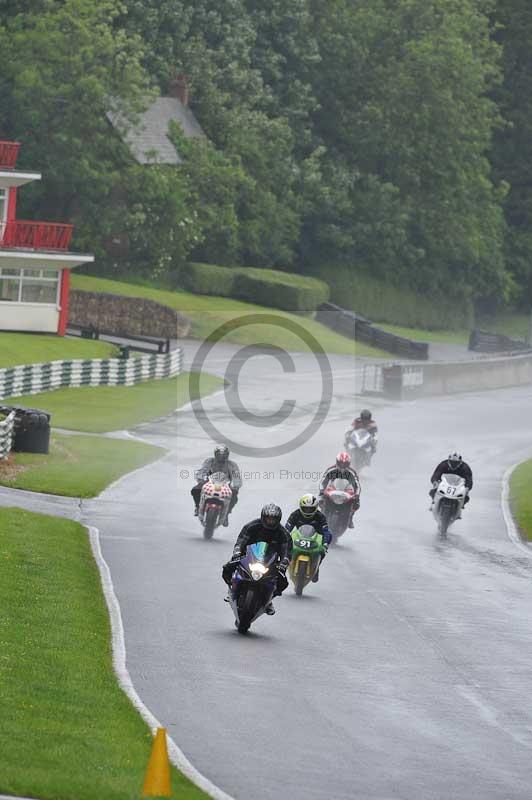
[228,541,279,634]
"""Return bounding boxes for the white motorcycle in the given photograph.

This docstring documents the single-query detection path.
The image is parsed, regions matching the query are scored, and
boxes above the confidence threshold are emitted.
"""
[198,472,233,540]
[346,428,375,470]
[431,474,468,536]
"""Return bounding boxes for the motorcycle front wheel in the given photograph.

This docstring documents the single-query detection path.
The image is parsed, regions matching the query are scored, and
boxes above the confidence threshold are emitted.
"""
[438,505,453,537]
[237,587,260,634]
[295,560,308,596]
[203,506,218,540]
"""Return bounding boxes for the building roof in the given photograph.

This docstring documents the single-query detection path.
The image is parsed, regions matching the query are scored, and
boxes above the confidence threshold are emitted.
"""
[107,96,205,165]
[0,249,93,270]
[0,170,41,189]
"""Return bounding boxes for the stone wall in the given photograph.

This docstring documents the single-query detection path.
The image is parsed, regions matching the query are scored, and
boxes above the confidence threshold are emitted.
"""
[69,289,191,338]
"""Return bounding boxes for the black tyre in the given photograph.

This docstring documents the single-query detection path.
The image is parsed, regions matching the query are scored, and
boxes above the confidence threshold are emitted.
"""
[330,514,347,543]
[295,560,307,596]
[439,504,453,537]
[203,507,218,540]
[237,587,259,633]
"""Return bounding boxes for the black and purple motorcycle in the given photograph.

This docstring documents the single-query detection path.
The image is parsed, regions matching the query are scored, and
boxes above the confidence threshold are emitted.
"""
[228,541,279,634]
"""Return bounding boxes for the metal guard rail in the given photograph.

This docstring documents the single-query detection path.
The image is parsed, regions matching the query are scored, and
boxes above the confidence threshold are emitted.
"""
[0,220,74,251]
[316,302,429,360]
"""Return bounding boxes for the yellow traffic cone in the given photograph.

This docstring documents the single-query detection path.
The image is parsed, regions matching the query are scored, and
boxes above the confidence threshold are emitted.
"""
[142,727,172,797]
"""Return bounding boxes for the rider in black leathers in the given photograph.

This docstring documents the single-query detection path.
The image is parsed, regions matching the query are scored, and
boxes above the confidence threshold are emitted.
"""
[191,444,242,525]
[430,453,473,505]
[222,504,290,615]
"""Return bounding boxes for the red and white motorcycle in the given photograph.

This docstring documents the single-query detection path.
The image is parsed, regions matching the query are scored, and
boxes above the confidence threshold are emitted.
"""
[346,428,375,470]
[198,472,233,540]
[321,478,359,543]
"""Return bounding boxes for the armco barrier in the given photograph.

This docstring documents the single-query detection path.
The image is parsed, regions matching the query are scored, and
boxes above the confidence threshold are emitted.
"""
[468,329,531,354]
[316,302,429,360]
[0,410,15,459]
[0,348,183,401]
[362,351,532,400]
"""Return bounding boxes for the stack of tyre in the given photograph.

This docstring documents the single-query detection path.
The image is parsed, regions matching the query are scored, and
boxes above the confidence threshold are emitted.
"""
[0,405,51,454]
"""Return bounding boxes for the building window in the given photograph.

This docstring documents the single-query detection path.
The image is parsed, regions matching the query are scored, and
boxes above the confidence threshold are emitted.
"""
[0,267,59,304]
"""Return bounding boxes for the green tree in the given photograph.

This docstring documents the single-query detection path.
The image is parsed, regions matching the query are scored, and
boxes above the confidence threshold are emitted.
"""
[0,0,199,275]
[122,0,304,267]
[310,0,507,296]
[491,0,532,305]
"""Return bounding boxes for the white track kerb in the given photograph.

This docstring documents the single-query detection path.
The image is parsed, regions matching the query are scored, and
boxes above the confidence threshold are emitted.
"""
[88,525,235,800]
[501,463,532,556]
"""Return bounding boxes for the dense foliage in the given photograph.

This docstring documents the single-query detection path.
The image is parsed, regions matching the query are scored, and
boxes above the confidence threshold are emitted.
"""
[1,0,531,318]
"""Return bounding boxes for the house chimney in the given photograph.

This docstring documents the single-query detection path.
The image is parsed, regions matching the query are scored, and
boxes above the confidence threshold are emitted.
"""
[168,73,189,107]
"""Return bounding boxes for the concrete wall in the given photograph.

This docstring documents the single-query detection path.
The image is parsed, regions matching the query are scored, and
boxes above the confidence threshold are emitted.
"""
[384,353,532,400]
[69,289,191,339]
[0,302,58,332]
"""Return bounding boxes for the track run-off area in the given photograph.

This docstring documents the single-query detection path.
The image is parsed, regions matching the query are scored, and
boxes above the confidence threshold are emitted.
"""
[3,341,532,800]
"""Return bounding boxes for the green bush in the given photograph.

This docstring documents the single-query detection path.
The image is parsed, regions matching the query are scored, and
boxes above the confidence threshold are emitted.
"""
[182,262,235,296]
[315,266,474,330]
[233,271,329,314]
[183,262,329,314]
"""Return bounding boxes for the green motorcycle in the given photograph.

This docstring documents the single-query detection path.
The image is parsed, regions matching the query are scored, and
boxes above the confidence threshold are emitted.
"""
[288,523,326,596]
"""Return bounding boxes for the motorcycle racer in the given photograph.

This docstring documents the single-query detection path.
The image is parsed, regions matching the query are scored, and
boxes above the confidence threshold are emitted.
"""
[344,409,378,453]
[429,453,473,510]
[285,494,331,583]
[319,452,361,528]
[222,504,291,615]
[191,444,242,525]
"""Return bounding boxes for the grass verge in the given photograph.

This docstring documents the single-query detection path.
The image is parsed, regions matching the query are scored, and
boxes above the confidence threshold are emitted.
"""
[510,459,532,540]
[72,273,388,357]
[0,507,208,800]
[4,371,224,433]
[0,332,117,367]
[0,433,164,497]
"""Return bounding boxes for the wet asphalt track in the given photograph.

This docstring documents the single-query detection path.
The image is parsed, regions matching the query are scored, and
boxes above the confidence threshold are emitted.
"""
[4,342,532,799]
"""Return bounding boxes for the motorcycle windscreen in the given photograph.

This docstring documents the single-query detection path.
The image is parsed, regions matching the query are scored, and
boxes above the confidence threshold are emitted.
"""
[210,471,229,483]
[331,478,350,491]
[298,523,318,538]
[441,473,465,486]
[244,541,278,567]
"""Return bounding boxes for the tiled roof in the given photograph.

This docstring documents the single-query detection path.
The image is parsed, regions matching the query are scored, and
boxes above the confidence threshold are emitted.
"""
[107,96,205,165]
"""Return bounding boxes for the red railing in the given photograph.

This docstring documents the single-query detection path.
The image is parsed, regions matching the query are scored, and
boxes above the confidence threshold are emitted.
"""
[0,220,74,251]
[0,141,20,169]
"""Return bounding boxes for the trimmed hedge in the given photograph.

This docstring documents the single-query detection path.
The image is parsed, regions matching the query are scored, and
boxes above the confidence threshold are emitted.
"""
[314,266,474,330]
[181,262,235,297]
[182,262,330,314]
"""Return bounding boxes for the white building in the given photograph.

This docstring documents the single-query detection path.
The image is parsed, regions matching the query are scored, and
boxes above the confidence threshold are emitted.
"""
[0,140,93,334]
